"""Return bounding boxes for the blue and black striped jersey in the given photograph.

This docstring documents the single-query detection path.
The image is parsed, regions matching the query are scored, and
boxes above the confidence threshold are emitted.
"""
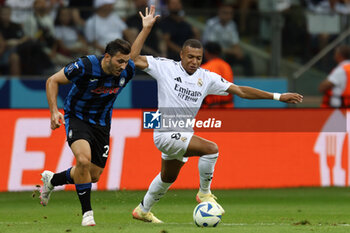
[63,55,135,126]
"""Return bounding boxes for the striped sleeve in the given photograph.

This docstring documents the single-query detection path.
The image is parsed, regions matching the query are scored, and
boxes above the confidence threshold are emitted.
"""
[64,58,85,83]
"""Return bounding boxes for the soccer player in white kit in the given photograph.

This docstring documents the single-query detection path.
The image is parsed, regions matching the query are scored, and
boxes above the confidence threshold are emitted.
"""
[132,39,303,223]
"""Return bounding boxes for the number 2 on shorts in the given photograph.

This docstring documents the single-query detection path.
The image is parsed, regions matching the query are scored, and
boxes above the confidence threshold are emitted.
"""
[102,145,109,158]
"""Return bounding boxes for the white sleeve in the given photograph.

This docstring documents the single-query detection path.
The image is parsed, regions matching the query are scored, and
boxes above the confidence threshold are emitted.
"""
[207,72,232,96]
[143,56,171,80]
[328,67,345,86]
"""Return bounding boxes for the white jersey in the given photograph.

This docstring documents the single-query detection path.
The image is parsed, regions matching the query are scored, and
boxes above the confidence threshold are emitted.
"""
[144,56,232,131]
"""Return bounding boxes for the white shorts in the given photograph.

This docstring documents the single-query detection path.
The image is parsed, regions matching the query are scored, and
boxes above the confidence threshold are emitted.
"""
[153,131,194,162]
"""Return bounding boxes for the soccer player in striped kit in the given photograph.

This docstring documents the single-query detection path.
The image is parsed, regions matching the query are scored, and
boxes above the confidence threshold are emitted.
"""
[41,6,159,226]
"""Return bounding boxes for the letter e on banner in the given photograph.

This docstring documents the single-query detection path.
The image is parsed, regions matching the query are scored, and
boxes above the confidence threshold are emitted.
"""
[9,118,51,191]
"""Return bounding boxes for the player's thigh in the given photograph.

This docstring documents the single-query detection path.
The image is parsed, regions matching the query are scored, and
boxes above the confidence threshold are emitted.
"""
[70,139,92,166]
[161,159,185,183]
[154,131,193,162]
[184,135,218,157]
[89,124,110,169]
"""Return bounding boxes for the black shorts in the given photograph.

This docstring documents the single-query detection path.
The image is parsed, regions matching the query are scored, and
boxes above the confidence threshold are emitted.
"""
[66,117,110,168]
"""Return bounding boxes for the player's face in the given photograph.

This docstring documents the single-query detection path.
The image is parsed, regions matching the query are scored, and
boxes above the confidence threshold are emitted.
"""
[180,46,203,75]
[106,52,130,76]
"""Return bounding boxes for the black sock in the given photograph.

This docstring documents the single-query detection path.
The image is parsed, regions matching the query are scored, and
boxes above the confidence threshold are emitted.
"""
[51,167,74,186]
[75,183,92,214]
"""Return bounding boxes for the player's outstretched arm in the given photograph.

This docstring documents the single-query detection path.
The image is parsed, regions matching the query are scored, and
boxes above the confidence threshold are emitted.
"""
[130,5,160,70]
[46,69,70,130]
[226,84,303,104]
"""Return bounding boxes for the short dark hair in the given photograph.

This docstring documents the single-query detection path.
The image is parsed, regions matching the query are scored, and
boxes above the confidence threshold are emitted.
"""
[336,45,350,59]
[204,41,222,56]
[105,39,131,56]
[182,39,203,50]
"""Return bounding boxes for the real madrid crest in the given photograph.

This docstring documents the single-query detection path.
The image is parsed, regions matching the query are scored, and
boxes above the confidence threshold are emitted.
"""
[119,77,125,87]
[197,78,203,87]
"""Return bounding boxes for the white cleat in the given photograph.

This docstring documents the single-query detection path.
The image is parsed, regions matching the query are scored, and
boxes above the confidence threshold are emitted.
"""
[196,191,225,214]
[82,210,96,226]
[132,204,163,223]
[40,170,54,206]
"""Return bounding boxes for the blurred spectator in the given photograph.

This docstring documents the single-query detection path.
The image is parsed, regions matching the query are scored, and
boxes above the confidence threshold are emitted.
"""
[202,4,254,76]
[305,0,337,54]
[68,0,93,21]
[149,0,167,16]
[23,0,56,45]
[319,45,350,108]
[85,0,133,54]
[258,0,291,42]
[6,0,68,24]
[126,0,165,57]
[18,0,55,75]
[5,0,35,24]
[305,0,350,70]
[0,6,27,75]
[159,0,198,60]
[234,0,257,35]
[68,0,93,32]
[47,0,68,20]
[201,41,234,108]
[54,7,89,61]
[115,0,136,19]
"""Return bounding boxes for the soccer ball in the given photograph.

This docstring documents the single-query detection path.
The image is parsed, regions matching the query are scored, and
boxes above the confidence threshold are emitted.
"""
[193,202,222,227]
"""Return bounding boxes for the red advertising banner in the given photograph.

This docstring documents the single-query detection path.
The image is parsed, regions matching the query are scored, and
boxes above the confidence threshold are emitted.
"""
[0,109,348,191]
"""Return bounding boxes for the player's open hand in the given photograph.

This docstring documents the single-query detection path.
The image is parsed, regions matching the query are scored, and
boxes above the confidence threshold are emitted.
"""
[280,93,303,104]
[50,111,65,130]
[139,5,160,29]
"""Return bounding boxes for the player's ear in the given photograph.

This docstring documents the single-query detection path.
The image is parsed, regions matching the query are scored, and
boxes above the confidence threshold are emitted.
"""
[104,53,111,61]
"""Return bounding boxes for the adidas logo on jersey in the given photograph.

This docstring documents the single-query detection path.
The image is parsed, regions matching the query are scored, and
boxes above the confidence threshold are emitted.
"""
[174,77,182,83]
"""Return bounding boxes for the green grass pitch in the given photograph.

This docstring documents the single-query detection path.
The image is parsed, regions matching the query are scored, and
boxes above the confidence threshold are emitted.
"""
[0,188,350,233]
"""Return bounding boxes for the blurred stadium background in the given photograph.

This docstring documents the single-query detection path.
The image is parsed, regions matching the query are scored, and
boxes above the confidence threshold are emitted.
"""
[1,0,350,231]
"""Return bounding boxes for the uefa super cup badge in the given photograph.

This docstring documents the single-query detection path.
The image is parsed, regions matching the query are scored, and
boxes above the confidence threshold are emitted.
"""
[119,77,125,87]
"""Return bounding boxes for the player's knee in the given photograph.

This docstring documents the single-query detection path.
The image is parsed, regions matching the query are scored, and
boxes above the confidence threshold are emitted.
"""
[205,142,218,155]
[75,154,91,169]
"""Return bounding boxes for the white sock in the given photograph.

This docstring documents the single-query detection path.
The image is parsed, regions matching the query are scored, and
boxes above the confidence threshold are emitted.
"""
[198,153,218,194]
[140,173,172,212]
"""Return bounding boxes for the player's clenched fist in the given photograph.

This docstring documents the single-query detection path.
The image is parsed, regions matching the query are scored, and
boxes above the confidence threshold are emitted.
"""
[50,111,65,130]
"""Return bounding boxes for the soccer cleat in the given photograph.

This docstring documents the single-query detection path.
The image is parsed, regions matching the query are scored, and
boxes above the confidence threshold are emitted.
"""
[40,170,54,206]
[132,205,163,223]
[82,210,96,226]
[196,191,225,214]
